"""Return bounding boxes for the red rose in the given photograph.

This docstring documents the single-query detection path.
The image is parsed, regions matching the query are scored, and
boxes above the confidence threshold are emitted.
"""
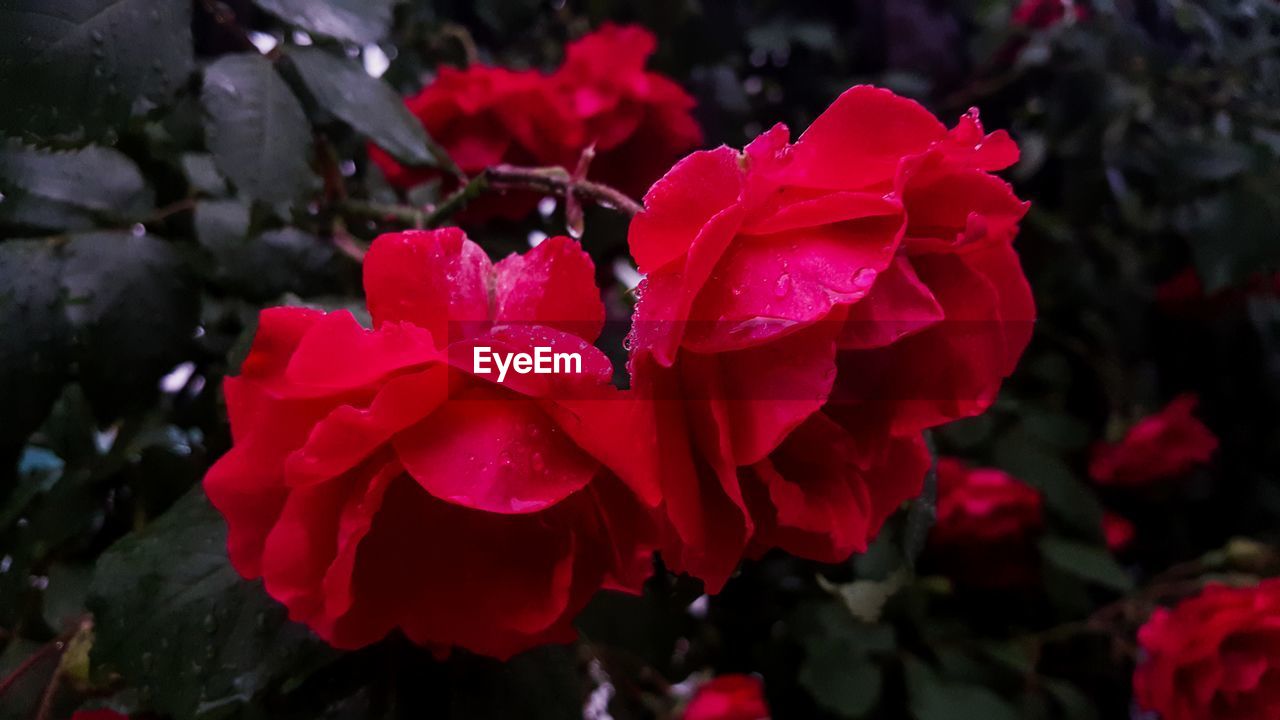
[1135,579,1280,720]
[928,458,1043,587]
[1156,267,1280,316]
[552,23,703,198]
[204,229,658,658]
[1012,0,1089,29]
[1102,512,1135,553]
[368,65,579,220]
[1088,394,1218,487]
[71,712,129,720]
[626,85,1032,590]
[370,26,701,222]
[683,675,771,720]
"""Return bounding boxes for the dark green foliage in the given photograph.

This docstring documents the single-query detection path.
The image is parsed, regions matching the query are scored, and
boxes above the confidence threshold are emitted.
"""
[0,0,193,144]
[202,54,315,205]
[88,487,333,720]
[1,1,1278,718]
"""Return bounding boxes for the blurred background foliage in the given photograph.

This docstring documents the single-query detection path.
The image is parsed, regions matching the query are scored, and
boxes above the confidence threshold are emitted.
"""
[1,0,1279,718]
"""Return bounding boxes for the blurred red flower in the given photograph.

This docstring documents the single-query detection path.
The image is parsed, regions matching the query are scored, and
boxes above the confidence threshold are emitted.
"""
[1102,512,1135,553]
[370,24,700,219]
[368,65,577,220]
[928,458,1044,587]
[71,712,129,720]
[1156,267,1280,315]
[683,675,771,720]
[626,85,1032,590]
[1012,0,1089,29]
[1135,579,1280,720]
[204,229,658,658]
[1089,394,1218,487]
[551,23,703,198]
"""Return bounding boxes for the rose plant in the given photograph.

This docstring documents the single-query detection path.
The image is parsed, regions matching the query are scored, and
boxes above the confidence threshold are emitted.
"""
[1089,393,1218,488]
[205,229,658,657]
[1135,580,1280,720]
[626,85,1034,589]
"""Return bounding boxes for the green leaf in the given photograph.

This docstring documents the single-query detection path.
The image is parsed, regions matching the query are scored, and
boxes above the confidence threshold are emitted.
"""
[0,639,60,720]
[441,646,585,719]
[252,0,393,44]
[993,427,1103,536]
[1042,679,1101,720]
[0,0,193,143]
[1170,139,1255,182]
[905,658,1020,720]
[1183,187,1280,292]
[0,140,153,231]
[181,153,230,196]
[42,562,94,631]
[196,201,338,300]
[60,231,199,417]
[88,487,333,720]
[1039,537,1134,592]
[202,53,315,205]
[0,240,72,459]
[286,47,437,167]
[1,388,105,631]
[799,636,882,718]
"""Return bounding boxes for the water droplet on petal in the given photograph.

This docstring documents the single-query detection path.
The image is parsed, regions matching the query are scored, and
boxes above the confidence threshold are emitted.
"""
[774,273,791,298]
[852,267,878,289]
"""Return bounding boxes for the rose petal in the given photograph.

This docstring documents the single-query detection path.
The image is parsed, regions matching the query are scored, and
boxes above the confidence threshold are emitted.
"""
[350,475,597,658]
[682,211,903,353]
[393,382,600,514]
[746,416,929,563]
[493,235,605,342]
[362,228,493,343]
[784,85,946,190]
[284,366,450,487]
[901,161,1028,252]
[628,146,744,273]
[689,315,842,466]
[282,312,441,396]
[839,256,945,349]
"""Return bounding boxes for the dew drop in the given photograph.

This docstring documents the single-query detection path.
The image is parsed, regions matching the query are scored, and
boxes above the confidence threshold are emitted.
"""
[774,273,791,298]
[851,267,878,289]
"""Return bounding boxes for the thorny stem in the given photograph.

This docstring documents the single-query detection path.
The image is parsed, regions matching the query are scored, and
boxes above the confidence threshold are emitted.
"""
[438,23,481,68]
[487,164,645,217]
[315,134,349,204]
[334,164,644,238]
[0,630,69,697]
[0,618,95,718]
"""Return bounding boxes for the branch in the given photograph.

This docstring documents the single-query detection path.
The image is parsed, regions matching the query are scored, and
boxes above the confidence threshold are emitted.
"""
[0,638,60,696]
[487,164,645,217]
[335,164,643,234]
